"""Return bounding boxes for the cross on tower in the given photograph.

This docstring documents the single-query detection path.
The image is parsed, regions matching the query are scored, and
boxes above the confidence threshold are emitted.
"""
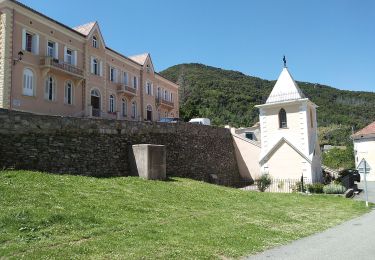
[283,55,287,68]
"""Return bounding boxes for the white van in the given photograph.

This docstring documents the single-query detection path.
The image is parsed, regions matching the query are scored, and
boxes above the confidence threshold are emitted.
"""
[189,118,211,126]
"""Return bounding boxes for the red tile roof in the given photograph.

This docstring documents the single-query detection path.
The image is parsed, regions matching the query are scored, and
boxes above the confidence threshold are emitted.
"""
[353,121,375,137]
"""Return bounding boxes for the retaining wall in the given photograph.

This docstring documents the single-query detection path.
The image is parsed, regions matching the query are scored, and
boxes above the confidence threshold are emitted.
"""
[0,109,242,185]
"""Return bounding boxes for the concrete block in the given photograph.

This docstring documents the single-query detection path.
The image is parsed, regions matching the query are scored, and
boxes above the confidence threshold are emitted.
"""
[130,144,166,180]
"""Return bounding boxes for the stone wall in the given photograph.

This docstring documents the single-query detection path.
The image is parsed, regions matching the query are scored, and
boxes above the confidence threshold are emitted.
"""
[0,109,242,185]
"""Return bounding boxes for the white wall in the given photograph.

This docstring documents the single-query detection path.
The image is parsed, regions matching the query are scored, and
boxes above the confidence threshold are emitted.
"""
[232,134,261,181]
[354,137,375,181]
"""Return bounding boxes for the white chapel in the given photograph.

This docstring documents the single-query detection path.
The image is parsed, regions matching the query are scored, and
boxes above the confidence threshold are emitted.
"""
[253,65,322,182]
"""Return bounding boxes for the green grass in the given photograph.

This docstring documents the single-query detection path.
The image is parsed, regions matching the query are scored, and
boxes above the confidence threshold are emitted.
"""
[0,171,370,259]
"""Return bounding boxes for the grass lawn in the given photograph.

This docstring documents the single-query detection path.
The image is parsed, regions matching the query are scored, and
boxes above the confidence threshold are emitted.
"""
[0,171,370,259]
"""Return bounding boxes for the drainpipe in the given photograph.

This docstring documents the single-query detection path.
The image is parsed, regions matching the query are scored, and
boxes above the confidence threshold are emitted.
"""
[139,68,144,120]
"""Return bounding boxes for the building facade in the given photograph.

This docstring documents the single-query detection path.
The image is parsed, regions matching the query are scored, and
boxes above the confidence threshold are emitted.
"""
[0,0,179,121]
[352,121,375,181]
[255,67,322,182]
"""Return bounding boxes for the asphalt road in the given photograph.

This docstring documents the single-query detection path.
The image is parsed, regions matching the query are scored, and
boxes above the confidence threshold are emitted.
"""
[246,182,375,260]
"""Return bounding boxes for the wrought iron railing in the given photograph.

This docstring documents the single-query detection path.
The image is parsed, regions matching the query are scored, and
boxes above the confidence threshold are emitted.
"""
[41,57,83,77]
[117,84,137,94]
[155,97,174,107]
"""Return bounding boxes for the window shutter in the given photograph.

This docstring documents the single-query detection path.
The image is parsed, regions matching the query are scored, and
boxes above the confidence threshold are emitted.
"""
[151,84,154,96]
[54,42,59,59]
[73,50,77,66]
[63,46,67,62]
[90,57,94,73]
[22,29,26,50]
[64,85,67,103]
[99,61,103,76]
[44,79,49,99]
[32,34,39,54]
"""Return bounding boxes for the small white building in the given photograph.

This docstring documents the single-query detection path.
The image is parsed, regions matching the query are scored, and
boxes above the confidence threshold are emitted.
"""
[254,67,322,182]
[352,121,375,181]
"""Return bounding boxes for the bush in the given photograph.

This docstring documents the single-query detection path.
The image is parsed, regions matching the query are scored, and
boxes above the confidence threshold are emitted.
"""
[292,181,307,193]
[323,184,346,194]
[256,174,272,192]
[307,183,324,194]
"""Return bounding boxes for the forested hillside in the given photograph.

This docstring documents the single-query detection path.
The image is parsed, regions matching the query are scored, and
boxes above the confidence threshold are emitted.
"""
[160,63,375,145]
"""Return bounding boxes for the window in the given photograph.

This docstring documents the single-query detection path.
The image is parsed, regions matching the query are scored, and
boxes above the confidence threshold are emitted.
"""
[170,93,173,102]
[121,98,127,117]
[47,41,55,57]
[110,67,117,82]
[65,48,72,64]
[310,108,314,128]
[245,132,254,140]
[64,81,73,105]
[164,90,168,100]
[92,36,98,48]
[109,95,115,113]
[22,29,39,54]
[91,58,100,75]
[146,82,152,95]
[279,108,287,128]
[123,72,128,85]
[26,32,33,52]
[157,87,161,98]
[23,68,34,96]
[131,101,137,119]
[44,76,55,101]
[133,76,138,89]
[146,64,150,73]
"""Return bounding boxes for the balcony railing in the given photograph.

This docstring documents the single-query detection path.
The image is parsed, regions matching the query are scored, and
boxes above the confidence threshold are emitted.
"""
[156,97,174,108]
[117,84,137,95]
[40,57,83,77]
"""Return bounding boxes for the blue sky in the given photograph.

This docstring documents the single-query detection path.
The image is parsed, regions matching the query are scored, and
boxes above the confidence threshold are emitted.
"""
[20,0,375,92]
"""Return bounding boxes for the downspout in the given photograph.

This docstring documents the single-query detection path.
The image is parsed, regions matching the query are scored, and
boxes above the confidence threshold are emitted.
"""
[139,67,144,120]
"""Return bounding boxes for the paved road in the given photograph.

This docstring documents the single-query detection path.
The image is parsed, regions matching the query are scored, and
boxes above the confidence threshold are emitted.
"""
[354,181,375,204]
[246,182,375,260]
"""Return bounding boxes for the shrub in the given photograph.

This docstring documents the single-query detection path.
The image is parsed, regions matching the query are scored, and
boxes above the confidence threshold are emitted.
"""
[256,174,272,192]
[307,183,324,194]
[323,184,346,194]
[292,181,307,193]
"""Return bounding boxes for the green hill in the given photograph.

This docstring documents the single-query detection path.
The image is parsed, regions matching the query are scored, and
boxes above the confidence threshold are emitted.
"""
[160,63,375,145]
[0,171,369,258]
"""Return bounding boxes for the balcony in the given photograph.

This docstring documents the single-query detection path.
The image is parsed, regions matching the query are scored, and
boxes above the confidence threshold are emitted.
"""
[40,57,84,79]
[117,84,137,96]
[156,97,174,109]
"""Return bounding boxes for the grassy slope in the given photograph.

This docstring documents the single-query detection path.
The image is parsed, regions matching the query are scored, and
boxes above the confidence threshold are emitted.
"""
[0,171,370,259]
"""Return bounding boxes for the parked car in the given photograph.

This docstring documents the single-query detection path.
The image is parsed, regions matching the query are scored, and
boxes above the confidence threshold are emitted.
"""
[189,118,211,126]
[158,117,182,123]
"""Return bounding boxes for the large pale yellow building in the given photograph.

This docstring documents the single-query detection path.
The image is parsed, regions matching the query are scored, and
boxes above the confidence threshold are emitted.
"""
[0,0,179,121]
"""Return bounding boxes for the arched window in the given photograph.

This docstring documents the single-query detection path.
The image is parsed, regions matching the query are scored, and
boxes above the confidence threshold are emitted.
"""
[310,108,314,128]
[121,98,127,117]
[23,68,34,96]
[44,75,56,101]
[64,81,73,105]
[131,101,137,119]
[109,95,115,113]
[146,105,153,121]
[92,36,98,48]
[279,108,287,128]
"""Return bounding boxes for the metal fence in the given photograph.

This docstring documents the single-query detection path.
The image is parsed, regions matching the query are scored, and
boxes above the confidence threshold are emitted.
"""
[238,178,312,193]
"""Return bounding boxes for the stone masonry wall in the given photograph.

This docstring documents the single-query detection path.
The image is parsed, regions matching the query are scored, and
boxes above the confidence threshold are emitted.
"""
[0,109,242,185]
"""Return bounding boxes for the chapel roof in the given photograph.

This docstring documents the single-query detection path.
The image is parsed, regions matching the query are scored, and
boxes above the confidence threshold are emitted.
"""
[266,67,306,104]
